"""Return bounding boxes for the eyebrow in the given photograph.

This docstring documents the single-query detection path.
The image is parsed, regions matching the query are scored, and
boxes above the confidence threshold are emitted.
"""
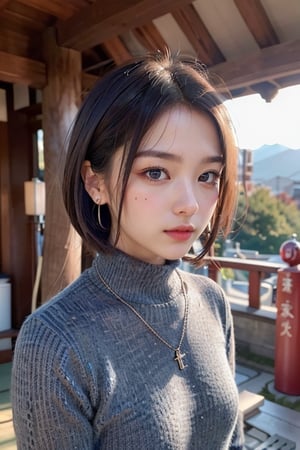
[135,149,224,164]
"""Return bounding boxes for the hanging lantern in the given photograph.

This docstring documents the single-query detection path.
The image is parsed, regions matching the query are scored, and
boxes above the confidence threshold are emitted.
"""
[24,178,45,216]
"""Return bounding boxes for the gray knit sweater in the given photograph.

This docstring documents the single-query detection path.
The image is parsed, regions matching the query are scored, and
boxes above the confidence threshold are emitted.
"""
[12,250,244,449]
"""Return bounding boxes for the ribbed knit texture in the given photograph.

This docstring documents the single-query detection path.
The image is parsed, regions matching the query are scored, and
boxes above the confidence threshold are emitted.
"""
[12,249,244,449]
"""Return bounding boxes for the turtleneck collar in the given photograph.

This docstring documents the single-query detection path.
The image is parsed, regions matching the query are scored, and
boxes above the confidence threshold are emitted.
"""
[88,248,182,305]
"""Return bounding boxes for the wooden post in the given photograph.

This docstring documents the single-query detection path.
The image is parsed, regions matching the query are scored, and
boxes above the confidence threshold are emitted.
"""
[0,120,11,277]
[248,271,262,309]
[5,86,35,327]
[41,28,82,302]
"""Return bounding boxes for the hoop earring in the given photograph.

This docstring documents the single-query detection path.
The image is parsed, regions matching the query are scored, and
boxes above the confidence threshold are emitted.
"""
[207,222,211,235]
[202,222,211,238]
[97,204,107,230]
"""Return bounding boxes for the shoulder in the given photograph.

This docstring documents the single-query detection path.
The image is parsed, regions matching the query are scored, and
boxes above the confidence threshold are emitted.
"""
[178,268,231,323]
[16,267,106,352]
[29,270,93,324]
[179,267,224,297]
[13,268,108,388]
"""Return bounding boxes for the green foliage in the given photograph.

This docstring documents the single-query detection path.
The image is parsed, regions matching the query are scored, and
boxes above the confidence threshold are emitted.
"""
[236,348,274,369]
[260,384,300,412]
[220,268,235,279]
[233,187,300,254]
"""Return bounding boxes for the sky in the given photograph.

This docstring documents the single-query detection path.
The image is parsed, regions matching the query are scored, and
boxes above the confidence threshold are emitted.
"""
[224,84,300,151]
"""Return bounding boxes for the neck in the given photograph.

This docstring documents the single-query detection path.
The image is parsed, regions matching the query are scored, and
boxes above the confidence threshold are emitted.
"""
[91,248,181,305]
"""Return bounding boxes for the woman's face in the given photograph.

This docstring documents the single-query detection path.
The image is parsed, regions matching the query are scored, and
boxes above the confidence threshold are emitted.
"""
[100,106,223,265]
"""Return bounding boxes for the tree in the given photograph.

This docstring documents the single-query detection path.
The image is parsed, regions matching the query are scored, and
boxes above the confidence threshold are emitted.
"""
[232,186,300,255]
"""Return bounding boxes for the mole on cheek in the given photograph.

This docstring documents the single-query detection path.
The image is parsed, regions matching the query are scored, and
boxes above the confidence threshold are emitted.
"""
[134,196,147,200]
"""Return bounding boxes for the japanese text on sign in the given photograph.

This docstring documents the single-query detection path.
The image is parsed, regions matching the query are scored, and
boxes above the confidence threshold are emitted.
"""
[280,273,294,338]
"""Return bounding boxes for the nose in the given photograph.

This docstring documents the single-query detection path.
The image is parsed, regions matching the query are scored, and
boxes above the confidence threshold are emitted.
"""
[173,181,199,216]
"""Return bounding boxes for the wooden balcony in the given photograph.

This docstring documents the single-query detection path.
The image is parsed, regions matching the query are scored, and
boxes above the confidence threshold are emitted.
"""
[204,256,285,310]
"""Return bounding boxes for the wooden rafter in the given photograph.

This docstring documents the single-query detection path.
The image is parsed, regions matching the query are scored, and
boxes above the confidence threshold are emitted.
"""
[2,38,300,92]
[212,39,300,91]
[102,36,132,65]
[234,0,279,48]
[16,0,89,20]
[172,4,225,65]
[0,29,42,60]
[1,2,53,32]
[0,0,10,11]
[249,81,278,102]
[0,0,299,96]
[0,50,46,88]
[0,50,99,90]
[133,23,167,52]
[56,0,192,51]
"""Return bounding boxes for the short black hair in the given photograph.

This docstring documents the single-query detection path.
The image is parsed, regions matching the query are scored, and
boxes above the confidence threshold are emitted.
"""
[62,50,238,263]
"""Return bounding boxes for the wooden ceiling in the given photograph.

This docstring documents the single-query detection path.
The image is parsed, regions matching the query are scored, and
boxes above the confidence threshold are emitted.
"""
[1,0,300,101]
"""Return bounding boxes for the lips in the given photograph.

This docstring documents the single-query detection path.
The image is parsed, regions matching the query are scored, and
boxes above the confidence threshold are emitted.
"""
[164,225,195,242]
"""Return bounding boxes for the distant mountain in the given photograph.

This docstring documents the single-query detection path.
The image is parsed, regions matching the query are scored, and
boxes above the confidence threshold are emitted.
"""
[252,147,300,183]
[252,144,292,163]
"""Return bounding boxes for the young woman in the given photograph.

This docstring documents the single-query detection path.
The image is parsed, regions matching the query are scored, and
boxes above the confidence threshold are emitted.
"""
[12,52,244,449]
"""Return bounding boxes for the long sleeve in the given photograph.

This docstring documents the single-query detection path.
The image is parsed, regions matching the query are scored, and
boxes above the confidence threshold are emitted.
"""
[11,316,94,450]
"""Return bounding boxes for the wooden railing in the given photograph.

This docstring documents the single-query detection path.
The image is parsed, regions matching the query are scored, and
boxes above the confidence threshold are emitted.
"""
[203,256,285,309]
[0,256,286,363]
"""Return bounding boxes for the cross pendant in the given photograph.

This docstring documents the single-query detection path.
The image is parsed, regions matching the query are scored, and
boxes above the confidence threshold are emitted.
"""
[174,349,187,370]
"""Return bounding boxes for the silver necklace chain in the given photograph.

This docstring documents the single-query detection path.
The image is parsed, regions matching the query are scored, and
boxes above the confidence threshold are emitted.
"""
[95,263,189,370]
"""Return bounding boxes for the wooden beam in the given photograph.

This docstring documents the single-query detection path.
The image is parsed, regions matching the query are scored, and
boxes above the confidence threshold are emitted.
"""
[211,39,300,91]
[172,4,224,65]
[133,23,167,52]
[3,38,300,93]
[1,1,52,32]
[56,0,192,51]
[16,102,42,116]
[0,51,46,88]
[16,0,87,20]
[249,81,278,102]
[0,29,42,60]
[275,72,300,90]
[0,0,10,11]
[102,36,132,65]
[0,49,100,89]
[234,0,279,48]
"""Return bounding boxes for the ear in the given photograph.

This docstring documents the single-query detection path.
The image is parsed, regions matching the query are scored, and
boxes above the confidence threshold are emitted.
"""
[81,161,109,205]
